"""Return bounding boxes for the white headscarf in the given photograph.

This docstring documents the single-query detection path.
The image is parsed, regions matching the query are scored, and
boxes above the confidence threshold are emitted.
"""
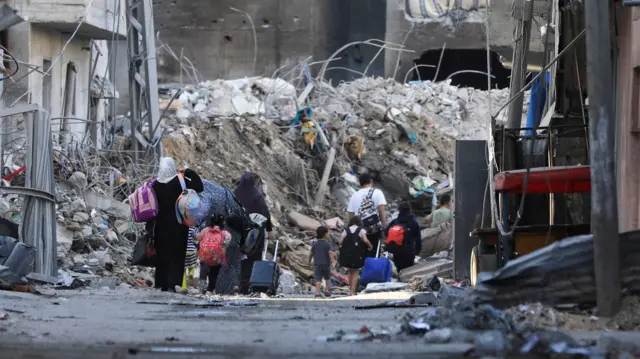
[157,157,178,183]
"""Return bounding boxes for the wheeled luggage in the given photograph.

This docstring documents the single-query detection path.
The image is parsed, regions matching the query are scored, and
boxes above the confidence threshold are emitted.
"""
[360,240,392,286]
[248,238,280,295]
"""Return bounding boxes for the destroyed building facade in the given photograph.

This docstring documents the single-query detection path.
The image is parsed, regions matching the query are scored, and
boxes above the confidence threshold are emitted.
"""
[2,0,125,149]
[147,0,528,87]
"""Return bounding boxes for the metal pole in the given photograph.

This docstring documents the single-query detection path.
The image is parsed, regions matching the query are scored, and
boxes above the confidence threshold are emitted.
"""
[61,62,77,153]
[506,0,535,129]
[584,0,620,316]
[126,0,141,162]
[140,0,160,148]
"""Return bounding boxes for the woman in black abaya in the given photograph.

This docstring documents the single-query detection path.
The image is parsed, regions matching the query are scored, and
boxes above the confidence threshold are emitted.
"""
[152,157,203,292]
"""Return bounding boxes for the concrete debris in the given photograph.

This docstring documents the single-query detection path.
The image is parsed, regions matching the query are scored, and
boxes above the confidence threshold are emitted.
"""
[49,188,155,289]
[36,73,527,292]
[398,302,599,356]
[287,211,322,231]
[277,269,301,295]
[398,259,453,282]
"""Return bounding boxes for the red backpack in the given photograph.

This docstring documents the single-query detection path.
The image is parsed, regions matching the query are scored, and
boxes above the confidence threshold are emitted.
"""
[386,224,407,246]
[198,227,227,266]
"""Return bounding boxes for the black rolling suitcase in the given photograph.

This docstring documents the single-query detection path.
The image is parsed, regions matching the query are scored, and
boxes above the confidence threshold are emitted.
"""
[248,239,280,295]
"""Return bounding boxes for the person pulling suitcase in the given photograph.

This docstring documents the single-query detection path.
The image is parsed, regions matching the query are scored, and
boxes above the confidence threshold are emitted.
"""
[248,235,280,295]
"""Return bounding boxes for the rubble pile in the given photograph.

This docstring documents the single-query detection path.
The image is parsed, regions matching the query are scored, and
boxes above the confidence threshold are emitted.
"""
[98,75,529,289]
[397,293,640,356]
[0,72,530,291]
[54,189,153,290]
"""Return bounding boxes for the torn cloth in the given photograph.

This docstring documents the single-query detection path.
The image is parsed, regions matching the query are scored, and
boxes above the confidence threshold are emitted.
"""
[301,121,318,149]
[405,0,487,20]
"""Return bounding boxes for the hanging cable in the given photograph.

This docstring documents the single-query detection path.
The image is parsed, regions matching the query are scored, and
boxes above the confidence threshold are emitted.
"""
[0,46,19,81]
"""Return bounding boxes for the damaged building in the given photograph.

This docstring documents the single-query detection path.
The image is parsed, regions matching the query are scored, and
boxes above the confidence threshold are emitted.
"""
[2,0,125,149]
[148,0,544,89]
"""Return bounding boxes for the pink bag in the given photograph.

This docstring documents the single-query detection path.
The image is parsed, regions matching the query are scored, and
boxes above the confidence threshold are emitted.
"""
[129,179,159,223]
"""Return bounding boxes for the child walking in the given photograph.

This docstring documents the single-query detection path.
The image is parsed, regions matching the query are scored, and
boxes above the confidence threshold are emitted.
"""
[339,216,373,296]
[196,214,235,293]
[181,227,199,291]
[308,226,335,298]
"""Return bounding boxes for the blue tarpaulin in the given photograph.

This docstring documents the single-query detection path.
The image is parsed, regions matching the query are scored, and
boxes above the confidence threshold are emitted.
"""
[525,72,551,136]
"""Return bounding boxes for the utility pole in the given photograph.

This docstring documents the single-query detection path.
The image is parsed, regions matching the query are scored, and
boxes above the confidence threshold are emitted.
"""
[126,0,161,164]
[584,0,620,316]
[506,0,535,130]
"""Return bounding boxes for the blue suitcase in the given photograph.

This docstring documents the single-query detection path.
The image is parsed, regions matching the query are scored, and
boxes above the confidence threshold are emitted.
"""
[360,241,392,286]
[249,239,280,295]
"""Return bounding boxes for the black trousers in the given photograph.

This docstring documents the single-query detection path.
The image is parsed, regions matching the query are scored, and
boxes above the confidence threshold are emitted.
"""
[200,263,221,292]
[365,231,383,258]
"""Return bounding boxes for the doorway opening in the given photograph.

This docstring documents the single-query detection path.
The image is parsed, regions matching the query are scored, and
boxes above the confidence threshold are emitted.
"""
[410,49,511,90]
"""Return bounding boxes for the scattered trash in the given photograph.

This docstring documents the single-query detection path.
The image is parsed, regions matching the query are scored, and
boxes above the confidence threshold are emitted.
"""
[361,282,408,293]
[0,311,8,320]
[316,327,392,343]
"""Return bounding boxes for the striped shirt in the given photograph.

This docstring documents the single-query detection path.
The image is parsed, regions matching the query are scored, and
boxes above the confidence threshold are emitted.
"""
[185,227,198,268]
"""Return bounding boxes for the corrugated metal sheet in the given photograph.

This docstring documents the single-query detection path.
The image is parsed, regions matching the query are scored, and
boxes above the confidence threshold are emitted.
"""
[474,230,640,308]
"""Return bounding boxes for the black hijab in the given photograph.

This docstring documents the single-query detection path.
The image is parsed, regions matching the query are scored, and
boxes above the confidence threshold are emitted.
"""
[234,173,271,231]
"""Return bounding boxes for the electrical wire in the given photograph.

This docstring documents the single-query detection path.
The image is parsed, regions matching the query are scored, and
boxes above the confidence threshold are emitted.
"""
[8,0,97,107]
[0,45,19,81]
[485,0,556,245]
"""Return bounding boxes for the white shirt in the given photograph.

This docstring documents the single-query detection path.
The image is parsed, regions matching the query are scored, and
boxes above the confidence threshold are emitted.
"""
[347,187,387,215]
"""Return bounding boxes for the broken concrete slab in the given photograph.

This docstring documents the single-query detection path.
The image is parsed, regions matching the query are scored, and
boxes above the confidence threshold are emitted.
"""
[82,190,130,214]
[287,211,321,231]
[410,292,438,306]
[398,259,453,282]
[437,285,471,307]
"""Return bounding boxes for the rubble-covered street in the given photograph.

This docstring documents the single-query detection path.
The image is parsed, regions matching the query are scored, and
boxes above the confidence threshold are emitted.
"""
[4,287,640,358]
[1,0,639,357]
[1,73,638,358]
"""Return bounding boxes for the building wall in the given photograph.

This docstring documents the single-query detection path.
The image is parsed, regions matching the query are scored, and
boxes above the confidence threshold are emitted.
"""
[384,0,546,81]
[153,0,341,83]
[615,5,640,231]
[5,24,111,148]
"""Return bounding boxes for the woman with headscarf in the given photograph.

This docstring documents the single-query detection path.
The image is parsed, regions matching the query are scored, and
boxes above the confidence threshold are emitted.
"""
[197,179,245,294]
[152,157,203,292]
[234,172,275,294]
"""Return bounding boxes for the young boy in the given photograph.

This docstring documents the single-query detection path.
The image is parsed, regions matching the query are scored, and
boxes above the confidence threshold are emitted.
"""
[309,226,335,298]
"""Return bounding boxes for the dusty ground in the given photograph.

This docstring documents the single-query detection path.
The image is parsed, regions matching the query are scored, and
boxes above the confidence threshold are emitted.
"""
[0,288,473,358]
[4,288,640,358]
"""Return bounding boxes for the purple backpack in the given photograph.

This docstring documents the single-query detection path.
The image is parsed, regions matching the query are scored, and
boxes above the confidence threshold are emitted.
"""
[129,179,159,223]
